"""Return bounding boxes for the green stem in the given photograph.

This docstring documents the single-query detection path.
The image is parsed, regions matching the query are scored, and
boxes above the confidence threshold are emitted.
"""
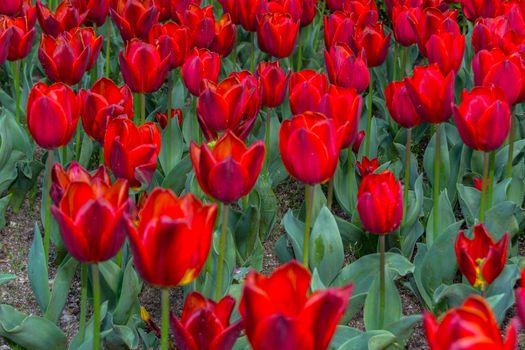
[192,96,198,142]
[99,146,104,165]
[92,264,101,350]
[379,235,386,329]
[250,32,255,72]
[297,30,303,71]
[167,71,173,167]
[215,204,229,300]
[140,93,146,125]
[431,125,441,245]
[303,185,314,266]
[62,146,67,165]
[403,128,412,221]
[313,1,326,52]
[348,148,354,210]
[105,21,111,78]
[75,124,82,161]
[487,151,495,209]
[232,30,238,68]
[480,152,489,223]
[161,288,169,350]
[264,107,271,174]
[400,46,407,78]
[12,60,21,124]
[393,43,398,82]
[79,264,88,342]
[327,178,334,210]
[506,111,516,178]
[365,73,373,157]
[43,151,53,262]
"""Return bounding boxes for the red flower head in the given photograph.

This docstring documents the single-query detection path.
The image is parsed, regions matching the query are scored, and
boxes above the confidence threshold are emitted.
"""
[170,292,243,350]
[51,175,131,263]
[0,14,36,61]
[119,39,171,93]
[110,0,159,41]
[218,0,240,24]
[424,295,517,350]
[289,70,329,115]
[404,64,455,124]
[190,131,265,203]
[356,156,379,177]
[79,77,134,144]
[300,0,317,27]
[177,4,215,49]
[182,48,221,96]
[326,0,347,11]
[357,170,403,234]
[268,0,303,23]
[0,25,12,65]
[455,224,509,291]
[461,0,504,23]
[79,0,110,26]
[0,0,23,16]
[168,0,200,20]
[71,27,103,71]
[148,21,190,69]
[352,22,391,67]
[256,12,300,59]
[279,112,340,185]
[471,16,510,53]
[128,188,217,287]
[516,269,525,329]
[255,60,291,109]
[324,43,370,93]
[323,10,354,49]
[210,13,237,57]
[197,72,261,142]
[453,86,511,152]
[238,0,268,32]
[412,8,459,57]
[426,30,465,75]
[392,5,420,47]
[473,177,483,191]
[104,117,161,188]
[156,108,183,129]
[384,80,422,129]
[36,0,88,37]
[27,82,80,149]
[352,130,365,154]
[239,260,353,350]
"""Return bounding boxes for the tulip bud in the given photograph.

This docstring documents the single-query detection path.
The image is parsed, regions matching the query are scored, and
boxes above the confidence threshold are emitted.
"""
[352,130,365,154]
[256,12,299,59]
[182,48,221,96]
[352,22,390,67]
[384,80,422,129]
[392,5,420,47]
[289,69,329,115]
[156,109,183,129]
[110,0,159,41]
[324,43,370,93]
[426,30,465,75]
[255,61,291,108]
[210,13,237,57]
[148,21,190,69]
[0,14,36,61]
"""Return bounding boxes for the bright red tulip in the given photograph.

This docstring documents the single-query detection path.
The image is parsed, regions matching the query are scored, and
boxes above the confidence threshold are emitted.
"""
[455,224,509,291]
[256,12,299,59]
[156,108,183,129]
[238,0,268,32]
[182,48,221,96]
[324,11,354,50]
[424,295,517,350]
[357,170,403,234]
[170,292,243,350]
[0,14,36,61]
[352,130,365,154]
[516,269,525,329]
[72,27,103,70]
[177,4,215,49]
[471,16,513,53]
[27,82,80,149]
[51,176,131,263]
[289,70,328,115]
[301,0,317,26]
[426,30,465,75]
[78,0,110,26]
[239,260,353,350]
[36,0,88,37]
[210,13,237,57]
[461,0,503,22]
[324,43,370,93]
[255,61,291,108]
[473,177,483,191]
[218,0,240,24]
[190,131,265,203]
[0,0,23,16]
[128,188,217,287]
[412,8,459,57]
[0,25,12,65]
[404,64,455,124]
[149,21,190,69]
[279,112,340,185]
[352,22,390,67]
[391,5,420,47]
[384,81,422,128]
[453,86,511,152]
[356,156,379,177]
[104,117,161,188]
[79,77,134,144]
[119,39,171,93]
[326,0,347,11]
[110,0,159,41]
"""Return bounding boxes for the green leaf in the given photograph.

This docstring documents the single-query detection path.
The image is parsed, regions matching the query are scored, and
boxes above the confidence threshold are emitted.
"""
[0,273,16,286]
[158,118,183,174]
[337,330,397,350]
[385,315,422,348]
[486,264,521,323]
[78,136,94,168]
[28,223,50,313]
[433,283,479,308]
[400,220,424,260]
[282,209,305,262]
[423,124,450,191]
[330,326,362,349]
[0,194,11,230]
[425,190,456,242]
[44,256,79,324]
[402,175,424,229]
[457,184,480,227]
[485,201,521,241]
[364,270,402,331]
[161,155,193,195]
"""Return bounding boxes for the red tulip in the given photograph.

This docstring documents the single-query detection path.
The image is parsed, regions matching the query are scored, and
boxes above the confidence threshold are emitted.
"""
[238,0,268,32]
[0,0,23,16]
[27,82,80,149]
[352,22,390,67]
[324,11,354,50]
[0,14,36,61]
[473,177,483,191]
[104,117,161,188]
[149,21,190,69]
[255,61,291,109]
[404,64,455,124]
[51,176,131,263]
[79,0,110,26]
[110,0,159,41]
[170,292,243,350]
[256,12,299,59]
[239,260,353,350]
[182,48,221,96]
[79,77,134,144]
[156,108,183,129]
[36,0,88,37]
[426,30,465,75]
[471,16,511,54]
[412,8,459,57]
[128,188,217,287]
[301,0,317,26]
[72,27,103,71]
[384,81,422,128]
[461,0,503,22]
[279,112,340,185]
[289,70,329,115]
[119,39,171,93]
[218,0,240,24]
[357,170,403,234]
[0,25,12,65]
[177,4,215,49]
[210,13,237,57]
[455,224,509,291]
[168,0,200,20]
[391,5,420,47]
[356,156,379,177]
[352,130,365,154]
[324,43,370,93]
[268,0,303,23]
[326,0,347,11]
[453,86,511,152]
[516,269,525,329]
[424,295,517,350]
[190,131,265,203]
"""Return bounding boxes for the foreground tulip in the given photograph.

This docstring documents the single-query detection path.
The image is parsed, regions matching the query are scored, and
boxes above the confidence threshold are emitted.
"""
[0,14,35,61]
[36,0,88,37]
[289,70,329,115]
[516,269,525,328]
[170,292,243,350]
[110,0,159,41]
[255,61,290,108]
[324,43,370,93]
[239,261,353,350]
[149,21,190,69]
[424,295,517,350]
[256,12,299,58]
[182,48,221,96]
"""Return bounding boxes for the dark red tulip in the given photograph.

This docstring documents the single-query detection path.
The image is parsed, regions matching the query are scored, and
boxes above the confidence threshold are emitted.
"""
[76,0,110,26]
[119,39,171,93]
[177,4,215,49]
[36,0,88,37]
[301,0,317,26]
[343,0,378,17]
[182,48,221,96]
[128,188,217,287]
[51,176,130,263]
[356,156,379,177]
[27,82,80,149]
[352,130,365,154]
[110,0,159,41]
[404,64,455,124]
[289,70,329,115]
[156,109,183,129]
[279,112,340,185]
[79,77,134,144]
[168,0,200,20]
[268,0,303,23]
[0,25,12,65]
[190,131,265,203]
[426,30,465,75]
[326,0,346,11]
[149,21,190,69]
[171,292,243,350]
[384,81,422,128]
[239,260,353,350]
[424,295,517,350]
[0,0,23,16]
[0,14,36,61]
[357,170,403,234]
[324,11,354,50]
[461,0,503,22]
[412,8,459,57]
[471,16,510,54]
[516,269,525,329]
[391,5,420,47]
[256,12,299,59]
[324,43,370,93]
[210,13,237,57]
[473,177,483,191]
[218,0,240,24]
[104,117,161,188]
[255,61,290,109]
[352,22,391,67]
[238,0,268,32]
[453,86,511,152]
[72,27,103,71]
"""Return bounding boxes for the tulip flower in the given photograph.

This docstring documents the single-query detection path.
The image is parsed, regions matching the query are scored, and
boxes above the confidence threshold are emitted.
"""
[301,0,317,27]
[516,269,525,329]
[412,8,460,57]
[324,43,370,93]
[177,4,215,49]
[71,27,103,71]
[352,131,365,154]
[326,0,345,11]
[182,48,221,96]
[0,0,23,16]
[0,26,12,66]
[424,295,517,350]
[385,81,421,129]
[168,0,200,19]
[289,70,329,115]
[239,261,353,350]
[256,12,300,59]
[471,16,510,54]
[156,109,183,129]
[352,22,390,68]
[238,0,268,32]
[324,11,354,49]
[426,30,465,75]
[170,292,243,350]
[210,13,237,57]
[218,0,240,24]
[79,78,134,144]
[455,224,509,292]
[80,0,110,26]
[104,117,161,188]
[148,22,190,69]
[356,156,379,177]
[267,0,303,23]
[0,14,36,61]
[255,61,290,109]
[461,0,503,22]
[36,0,88,37]
[27,82,80,149]
[392,5,420,47]
[110,0,159,41]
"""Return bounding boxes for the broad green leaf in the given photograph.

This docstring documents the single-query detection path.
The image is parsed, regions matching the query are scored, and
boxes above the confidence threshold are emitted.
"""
[161,155,193,195]
[0,273,16,286]
[28,223,50,313]
[364,270,402,331]
[425,190,456,243]
[45,256,79,324]
[282,209,305,262]
[485,202,521,241]
[113,260,141,325]
[457,184,480,227]
[0,194,11,230]
[423,124,450,191]
[158,118,183,174]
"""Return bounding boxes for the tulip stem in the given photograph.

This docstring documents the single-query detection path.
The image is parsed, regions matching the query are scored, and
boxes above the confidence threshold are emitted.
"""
[105,21,111,78]
[313,1,326,52]
[232,30,238,68]
[11,60,21,125]
[303,184,314,266]
[264,107,271,174]
[161,288,169,350]
[348,148,354,211]
[365,73,373,157]
[393,43,398,82]
[79,263,88,342]
[250,32,255,72]
[297,30,303,71]
[140,93,146,125]
[506,111,516,178]
[167,71,174,168]
[379,234,386,329]
[403,128,412,222]
[92,264,101,350]
[487,151,495,209]
[431,125,441,246]
[480,152,489,223]
[75,124,82,161]
[99,146,104,165]
[192,96,198,142]
[62,145,67,164]
[215,204,229,300]
[327,178,334,210]
[43,150,53,262]
[400,46,407,78]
